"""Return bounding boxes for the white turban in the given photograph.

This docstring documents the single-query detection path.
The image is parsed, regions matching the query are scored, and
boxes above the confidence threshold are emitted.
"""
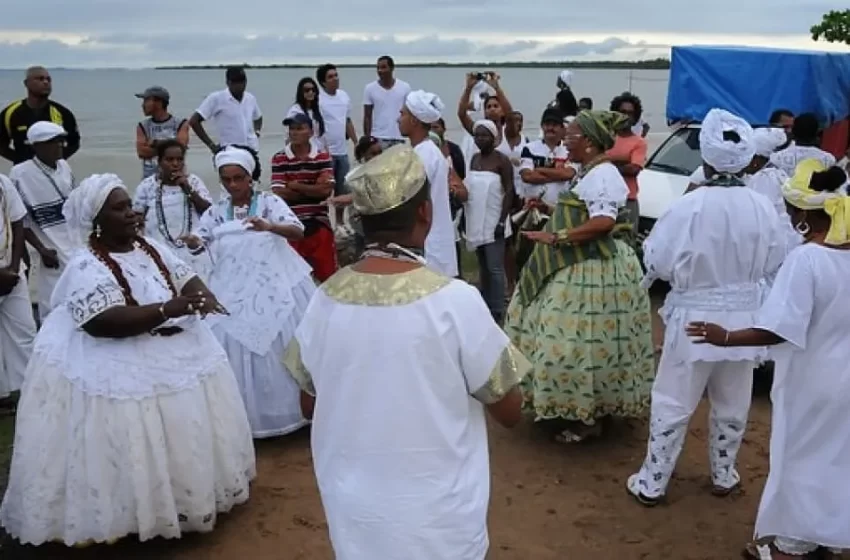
[405,90,444,124]
[699,108,755,174]
[558,70,574,89]
[62,173,127,243]
[473,119,499,139]
[214,146,256,175]
[751,127,787,158]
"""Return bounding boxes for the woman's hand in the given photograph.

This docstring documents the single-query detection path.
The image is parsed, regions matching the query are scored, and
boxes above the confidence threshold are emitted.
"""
[685,321,728,345]
[245,217,271,232]
[465,73,480,89]
[522,231,556,245]
[163,291,227,319]
[485,72,501,89]
[180,234,203,250]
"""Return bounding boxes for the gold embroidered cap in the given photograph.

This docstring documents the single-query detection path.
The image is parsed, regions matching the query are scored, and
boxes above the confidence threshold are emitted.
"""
[348,143,427,215]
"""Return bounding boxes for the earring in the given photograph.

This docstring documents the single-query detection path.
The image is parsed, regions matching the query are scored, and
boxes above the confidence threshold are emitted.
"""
[794,220,811,236]
[95,223,102,238]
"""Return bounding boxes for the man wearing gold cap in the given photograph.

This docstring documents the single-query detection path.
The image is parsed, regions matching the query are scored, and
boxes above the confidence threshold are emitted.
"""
[284,144,529,560]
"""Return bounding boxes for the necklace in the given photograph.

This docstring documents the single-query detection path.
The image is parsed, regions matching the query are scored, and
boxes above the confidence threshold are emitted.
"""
[226,192,259,221]
[360,243,426,265]
[154,177,192,248]
[33,158,76,200]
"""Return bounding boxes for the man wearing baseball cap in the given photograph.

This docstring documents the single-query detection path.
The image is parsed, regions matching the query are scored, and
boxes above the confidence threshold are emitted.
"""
[135,86,189,179]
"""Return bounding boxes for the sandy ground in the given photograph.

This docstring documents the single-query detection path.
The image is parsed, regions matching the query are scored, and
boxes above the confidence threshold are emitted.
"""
[0,292,777,560]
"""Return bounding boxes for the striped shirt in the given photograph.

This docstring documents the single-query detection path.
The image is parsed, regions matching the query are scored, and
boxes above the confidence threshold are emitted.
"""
[270,143,335,226]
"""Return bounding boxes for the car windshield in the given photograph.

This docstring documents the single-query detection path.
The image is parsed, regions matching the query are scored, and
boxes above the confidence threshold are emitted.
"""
[646,127,702,176]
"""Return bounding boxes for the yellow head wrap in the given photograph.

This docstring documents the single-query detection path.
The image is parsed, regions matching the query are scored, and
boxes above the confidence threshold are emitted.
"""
[782,158,850,245]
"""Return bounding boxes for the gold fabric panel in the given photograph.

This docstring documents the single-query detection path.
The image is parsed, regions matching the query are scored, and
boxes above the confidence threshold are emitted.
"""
[321,266,451,306]
[282,338,315,396]
[472,344,532,405]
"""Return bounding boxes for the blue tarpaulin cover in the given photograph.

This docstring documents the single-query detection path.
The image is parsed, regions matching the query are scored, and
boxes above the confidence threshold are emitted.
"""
[666,45,850,125]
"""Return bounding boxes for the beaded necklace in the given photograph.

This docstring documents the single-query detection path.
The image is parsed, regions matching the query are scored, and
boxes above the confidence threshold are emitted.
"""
[89,236,178,307]
[154,176,192,248]
[226,192,259,221]
[360,243,426,265]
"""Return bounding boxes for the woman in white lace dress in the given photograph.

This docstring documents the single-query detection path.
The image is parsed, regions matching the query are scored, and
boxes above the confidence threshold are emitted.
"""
[0,173,255,548]
[184,147,315,438]
[133,139,214,281]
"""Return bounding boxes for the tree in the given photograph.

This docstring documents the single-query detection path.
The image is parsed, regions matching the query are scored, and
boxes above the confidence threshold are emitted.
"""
[811,10,850,45]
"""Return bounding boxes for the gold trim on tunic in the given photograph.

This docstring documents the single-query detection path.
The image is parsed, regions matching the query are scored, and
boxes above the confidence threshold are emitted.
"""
[321,266,452,306]
[472,343,532,405]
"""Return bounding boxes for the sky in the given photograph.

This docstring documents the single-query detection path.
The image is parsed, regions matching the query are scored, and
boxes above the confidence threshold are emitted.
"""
[0,1,847,68]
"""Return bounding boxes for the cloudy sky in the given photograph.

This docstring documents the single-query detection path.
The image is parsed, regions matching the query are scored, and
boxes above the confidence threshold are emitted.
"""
[0,0,847,68]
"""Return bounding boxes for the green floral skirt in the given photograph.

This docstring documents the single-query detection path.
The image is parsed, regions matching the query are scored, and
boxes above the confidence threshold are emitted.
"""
[505,240,654,425]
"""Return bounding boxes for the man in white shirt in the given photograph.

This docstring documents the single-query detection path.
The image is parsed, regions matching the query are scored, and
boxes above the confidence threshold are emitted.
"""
[10,122,78,320]
[0,172,36,402]
[190,67,263,171]
[770,112,836,176]
[317,64,357,194]
[399,90,457,278]
[363,56,411,150]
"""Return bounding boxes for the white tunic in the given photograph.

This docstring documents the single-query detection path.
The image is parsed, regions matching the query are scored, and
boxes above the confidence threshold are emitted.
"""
[415,140,458,277]
[643,186,788,364]
[769,143,836,177]
[753,243,850,549]
[285,267,528,560]
[745,166,802,254]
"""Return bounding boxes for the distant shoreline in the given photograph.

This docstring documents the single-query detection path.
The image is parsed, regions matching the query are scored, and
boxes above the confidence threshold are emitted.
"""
[155,59,671,71]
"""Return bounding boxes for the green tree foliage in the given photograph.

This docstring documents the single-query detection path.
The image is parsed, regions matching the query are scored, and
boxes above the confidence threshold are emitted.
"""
[811,10,850,45]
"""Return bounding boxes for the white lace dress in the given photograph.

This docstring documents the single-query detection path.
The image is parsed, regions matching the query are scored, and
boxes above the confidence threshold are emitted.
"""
[199,192,316,438]
[0,238,256,547]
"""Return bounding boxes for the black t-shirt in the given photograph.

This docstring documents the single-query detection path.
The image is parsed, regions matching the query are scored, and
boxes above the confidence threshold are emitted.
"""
[0,99,81,164]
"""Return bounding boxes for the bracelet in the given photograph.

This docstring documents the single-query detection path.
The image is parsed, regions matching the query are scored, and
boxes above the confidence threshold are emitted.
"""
[158,304,168,321]
[723,331,730,346]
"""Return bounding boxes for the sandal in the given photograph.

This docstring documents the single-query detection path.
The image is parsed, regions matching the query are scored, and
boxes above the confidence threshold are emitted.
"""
[553,424,602,444]
[712,483,741,497]
[742,540,776,559]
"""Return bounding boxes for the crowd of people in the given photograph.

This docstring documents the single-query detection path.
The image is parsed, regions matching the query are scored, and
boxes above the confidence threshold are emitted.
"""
[0,57,848,559]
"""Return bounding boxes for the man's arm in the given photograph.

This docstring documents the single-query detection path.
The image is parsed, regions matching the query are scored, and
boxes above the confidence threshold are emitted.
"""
[175,119,190,148]
[0,106,14,163]
[346,117,357,144]
[135,124,156,159]
[189,112,218,153]
[62,107,81,159]
[363,84,374,138]
[287,168,334,199]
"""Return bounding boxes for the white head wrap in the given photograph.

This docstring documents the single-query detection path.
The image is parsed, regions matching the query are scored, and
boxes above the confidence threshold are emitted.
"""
[405,90,444,124]
[62,173,127,243]
[751,127,787,158]
[214,146,256,175]
[473,119,499,139]
[699,108,755,173]
[558,70,574,88]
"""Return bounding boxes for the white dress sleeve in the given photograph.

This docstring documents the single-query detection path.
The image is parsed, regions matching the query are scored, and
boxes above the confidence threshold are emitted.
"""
[573,163,628,219]
[194,202,222,243]
[132,178,153,213]
[63,254,127,327]
[259,192,304,230]
[188,175,213,203]
[450,282,530,404]
[755,246,815,350]
[143,237,197,292]
[640,192,698,286]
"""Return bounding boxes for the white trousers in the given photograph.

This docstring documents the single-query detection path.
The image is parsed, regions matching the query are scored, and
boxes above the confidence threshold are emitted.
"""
[0,273,36,397]
[631,354,754,498]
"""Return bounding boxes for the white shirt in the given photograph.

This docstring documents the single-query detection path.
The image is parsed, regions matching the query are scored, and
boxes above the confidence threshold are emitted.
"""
[519,140,571,204]
[363,79,411,140]
[688,165,706,186]
[0,175,26,269]
[770,142,836,177]
[415,140,458,277]
[319,89,351,156]
[196,89,262,151]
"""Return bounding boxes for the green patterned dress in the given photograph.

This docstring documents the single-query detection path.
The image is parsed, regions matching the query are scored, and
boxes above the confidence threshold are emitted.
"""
[504,162,654,425]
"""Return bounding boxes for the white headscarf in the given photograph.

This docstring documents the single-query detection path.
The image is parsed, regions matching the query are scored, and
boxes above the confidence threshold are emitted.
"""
[214,146,256,175]
[473,119,499,139]
[63,173,127,243]
[558,70,574,89]
[699,108,755,174]
[751,127,787,158]
[405,90,444,124]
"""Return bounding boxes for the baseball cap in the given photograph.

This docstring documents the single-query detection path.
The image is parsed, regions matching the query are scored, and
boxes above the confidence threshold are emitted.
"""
[134,86,170,102]
[283,113,313,127]
[541,107,565,125]
[26,122,67,145]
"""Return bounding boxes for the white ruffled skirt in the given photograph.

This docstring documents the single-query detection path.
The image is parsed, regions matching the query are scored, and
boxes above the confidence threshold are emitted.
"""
[0,310,256,547]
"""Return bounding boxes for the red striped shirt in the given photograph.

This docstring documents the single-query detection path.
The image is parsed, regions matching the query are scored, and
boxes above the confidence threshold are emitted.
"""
[270,143,334,224]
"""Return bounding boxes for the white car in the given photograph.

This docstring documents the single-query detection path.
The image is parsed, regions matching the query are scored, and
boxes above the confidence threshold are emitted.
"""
[636,124,702,244]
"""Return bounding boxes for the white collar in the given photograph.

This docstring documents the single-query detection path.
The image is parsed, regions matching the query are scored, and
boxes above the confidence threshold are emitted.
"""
[284,142,318,160]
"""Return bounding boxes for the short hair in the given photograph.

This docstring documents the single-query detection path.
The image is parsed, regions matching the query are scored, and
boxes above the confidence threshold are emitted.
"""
[792,113,819,141]
[225,66,247,82]
[769,109,794,125]
[377,55,395,69]
[579,97,593,109]
[434,118,446,129]
[156,138,186,159]
[354,136,379,162]
[316,64,336,86]
[360,179,431,239]
[610,91,643,121]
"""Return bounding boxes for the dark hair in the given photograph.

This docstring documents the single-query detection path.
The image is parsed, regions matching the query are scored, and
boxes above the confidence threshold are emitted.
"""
[225,66,247,83]
[792,113,820,144]
[354,136,379,162]
[434,118,446,129]
[722,130,741,143]
[483,95,506,126]
[227,144,262,181]
[316,64,337,86]
[377,55,395,69]
[156,138,186,160]
[361,179,431,240]
[295,77,325,137]
[810,166,848,193]
[555,89,578,117]
[579,97,593,109]
[769,109,794,125]
[610,91,643,121]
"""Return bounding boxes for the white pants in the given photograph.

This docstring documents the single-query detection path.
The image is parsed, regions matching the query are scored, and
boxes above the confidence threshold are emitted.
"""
[631,355,754,498]
[0,273,36,397]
